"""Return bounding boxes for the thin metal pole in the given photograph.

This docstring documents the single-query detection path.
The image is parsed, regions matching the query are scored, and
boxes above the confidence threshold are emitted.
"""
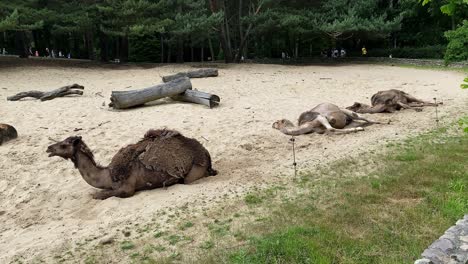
[290,136,297,177]
[434,97,439,127]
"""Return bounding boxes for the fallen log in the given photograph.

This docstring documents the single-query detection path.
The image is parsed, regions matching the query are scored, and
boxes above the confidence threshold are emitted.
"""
[7,84,84,101]
[172,89,220,108]
[162,68,218,82]
[109,77,191,109]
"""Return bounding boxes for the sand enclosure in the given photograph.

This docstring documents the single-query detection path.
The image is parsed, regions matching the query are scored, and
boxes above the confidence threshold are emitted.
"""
[0,61,466,262]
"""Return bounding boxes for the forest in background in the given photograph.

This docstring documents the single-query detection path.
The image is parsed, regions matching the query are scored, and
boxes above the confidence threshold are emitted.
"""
[0,0,466,63]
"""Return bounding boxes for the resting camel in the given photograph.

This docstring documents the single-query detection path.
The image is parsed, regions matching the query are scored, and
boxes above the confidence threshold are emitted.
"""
[272,103,380,136]
[346,89,439,113]
[0,124,17,145]
[47,129,217,199]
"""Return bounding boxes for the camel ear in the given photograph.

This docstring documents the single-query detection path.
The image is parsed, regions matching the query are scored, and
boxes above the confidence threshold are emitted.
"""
[72,137,82,146]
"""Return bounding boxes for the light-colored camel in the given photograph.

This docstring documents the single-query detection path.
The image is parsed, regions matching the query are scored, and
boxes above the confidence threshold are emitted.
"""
[272,103,380,136]
[47,129,217,199]
[346,89,439,113]
[0,124,17,145]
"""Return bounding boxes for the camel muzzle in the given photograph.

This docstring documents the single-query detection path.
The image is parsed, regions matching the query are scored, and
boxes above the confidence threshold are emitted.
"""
[46,146,56,157]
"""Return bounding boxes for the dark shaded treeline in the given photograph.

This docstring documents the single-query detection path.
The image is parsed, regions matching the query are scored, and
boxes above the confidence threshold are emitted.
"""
[0,0,466,63]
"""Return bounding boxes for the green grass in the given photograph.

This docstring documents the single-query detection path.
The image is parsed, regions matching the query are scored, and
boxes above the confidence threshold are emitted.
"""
[120,241,135,251]
[244,193,263,205]
[198,127,468,264]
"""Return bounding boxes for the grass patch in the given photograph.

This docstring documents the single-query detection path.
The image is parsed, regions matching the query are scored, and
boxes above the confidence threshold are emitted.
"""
[244,194,263,205]
[198,127,468,263]
[120,241,135,251]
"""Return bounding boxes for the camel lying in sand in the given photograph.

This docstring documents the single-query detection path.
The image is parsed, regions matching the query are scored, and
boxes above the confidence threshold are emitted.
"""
[47,129,217,199]
[0,124,17,145]
[273,103,380,136]
[346,89,439,113]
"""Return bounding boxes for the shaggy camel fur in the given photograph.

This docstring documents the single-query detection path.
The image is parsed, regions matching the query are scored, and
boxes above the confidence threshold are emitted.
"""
[47,129,217,199]
[0,124,17,145]
[273,103,380,136]
[346,89,439,113]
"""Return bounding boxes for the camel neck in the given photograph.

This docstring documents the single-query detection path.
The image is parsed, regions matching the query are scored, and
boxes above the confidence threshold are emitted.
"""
[74,150,112,190]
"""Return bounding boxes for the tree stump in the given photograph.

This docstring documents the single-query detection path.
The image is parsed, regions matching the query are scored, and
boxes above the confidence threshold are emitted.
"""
[109,77,192,109]
[7,84,84,101]
[162,68,218,82]
[172,90,220,108]
[0,124,18,145]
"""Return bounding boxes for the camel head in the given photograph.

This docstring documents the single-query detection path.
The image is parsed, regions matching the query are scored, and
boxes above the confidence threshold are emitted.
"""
[346,102,367,112]
[272,119,295,130]
[47,136,82,159]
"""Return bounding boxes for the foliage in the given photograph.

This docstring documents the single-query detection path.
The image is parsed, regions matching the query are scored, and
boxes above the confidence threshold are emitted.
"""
[0,10,19,32]
[129,34,161,62]
[0,0,465,62]
[444,20,468,63]
[368,45,446,59]
[462,77,468,89]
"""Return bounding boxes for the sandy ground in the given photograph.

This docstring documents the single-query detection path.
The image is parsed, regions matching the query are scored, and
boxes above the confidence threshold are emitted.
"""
[0,60,467,262]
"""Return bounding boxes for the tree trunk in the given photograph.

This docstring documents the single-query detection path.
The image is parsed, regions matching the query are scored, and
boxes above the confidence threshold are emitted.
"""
[15,31,28,58]
[86,31,95,60]
[176,37,184,63]
[190,38,194,62]
[172,89,220,108]
[109,77,192,109]
[119,35,129,63]
[32,30,41,56]
[162,68,219,82]
[208,37,215,61]
[295,39,299,58]
[73,34,80,58]
[201,39,204,62]
[160,34,164,63]
[99,31,109,62]
[210,0,233,63]
[167,42,171,63]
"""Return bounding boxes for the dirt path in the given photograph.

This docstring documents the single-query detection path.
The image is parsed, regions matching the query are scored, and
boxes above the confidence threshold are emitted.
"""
[0,62,466,262]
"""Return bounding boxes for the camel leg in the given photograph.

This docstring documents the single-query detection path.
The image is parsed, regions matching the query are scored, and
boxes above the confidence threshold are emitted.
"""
[315,115,364,134]
[398,102,423,112]
[184,165,208,184]
[397,102,412,109]
[92,178,136,200]
[340,109,381,124]
[279,122,317,136]
[404,95,437,106]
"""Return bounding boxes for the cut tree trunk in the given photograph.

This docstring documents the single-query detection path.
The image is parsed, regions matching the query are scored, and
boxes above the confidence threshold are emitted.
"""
[7,84,85,101]
[172,89,220,108]
[162,68,218,82]
[109,77,192,109]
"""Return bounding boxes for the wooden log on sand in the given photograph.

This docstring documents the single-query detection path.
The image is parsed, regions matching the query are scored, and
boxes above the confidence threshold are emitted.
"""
[7,84,84,101]
[109,77,192,109]
[162,68,218,82]
[172,89,220,108]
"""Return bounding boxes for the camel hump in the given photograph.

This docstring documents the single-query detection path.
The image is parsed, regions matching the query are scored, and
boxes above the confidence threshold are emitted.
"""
[138,132,211,179]
[0,124,18,145]
[310,103,341,113]
[144,129,180,139]
[371,89,407,106]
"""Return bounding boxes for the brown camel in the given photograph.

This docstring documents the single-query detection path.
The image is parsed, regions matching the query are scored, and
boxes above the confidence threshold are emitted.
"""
[346,89,439,113]
[46,129,217,199]
[273,103,380,136]
[0,124,17,145]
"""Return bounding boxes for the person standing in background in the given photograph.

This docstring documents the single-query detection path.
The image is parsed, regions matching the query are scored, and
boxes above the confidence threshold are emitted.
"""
[361,46,367,56]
